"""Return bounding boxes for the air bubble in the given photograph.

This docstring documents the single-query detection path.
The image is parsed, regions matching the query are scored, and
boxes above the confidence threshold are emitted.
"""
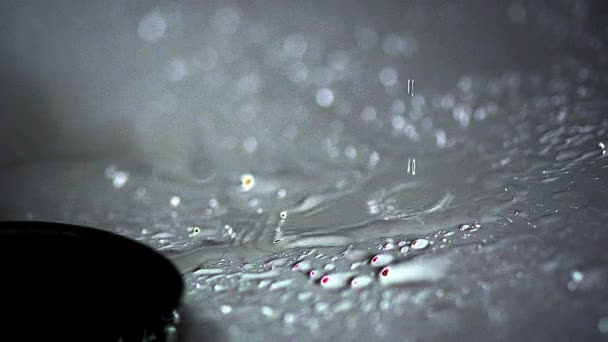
[280,211,288,219]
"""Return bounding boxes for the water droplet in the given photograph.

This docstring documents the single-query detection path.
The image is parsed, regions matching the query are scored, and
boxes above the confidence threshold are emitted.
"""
[270,279,294,291]
[170,196,181,208]
[370,254,394,267]
[220,305,232,314]
[112,171,129,189]
[320,272,355,290]
[240,173,256,192]
[277,188,287,199]
[379,67,398,87]
[292,260,312,272]
[459,224,471,231]
[315,88,334,108]
[379,257,448,286]
[382,242,395,250]
[350,275,373,289]
[138,11,167,43]
[309,269,322,280]
[410,239,429,250]
[188,226,201,238]
[261,306,276,318]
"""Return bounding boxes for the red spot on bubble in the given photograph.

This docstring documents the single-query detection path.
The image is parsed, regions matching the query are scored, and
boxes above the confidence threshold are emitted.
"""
[381,268,389,277]
[322,276,329,284]
[372,256,378,263]
[293,263,300,270]
[352,280,358,285]
[310,271,316,276]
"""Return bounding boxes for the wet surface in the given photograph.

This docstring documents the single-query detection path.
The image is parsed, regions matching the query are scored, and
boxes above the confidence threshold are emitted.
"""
[1,0,608,341]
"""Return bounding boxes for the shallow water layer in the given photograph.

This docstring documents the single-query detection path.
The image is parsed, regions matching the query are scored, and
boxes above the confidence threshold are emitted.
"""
[1,0,608,341]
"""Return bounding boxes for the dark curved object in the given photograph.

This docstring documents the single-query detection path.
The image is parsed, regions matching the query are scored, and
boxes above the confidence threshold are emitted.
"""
[0,221,183,341]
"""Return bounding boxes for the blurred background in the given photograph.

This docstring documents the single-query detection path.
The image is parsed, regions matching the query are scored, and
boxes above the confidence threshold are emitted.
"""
[1,1,608,341]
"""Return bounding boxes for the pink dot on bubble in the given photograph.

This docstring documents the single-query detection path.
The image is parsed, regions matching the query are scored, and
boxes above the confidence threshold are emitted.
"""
[372,256,378,263]
[310,271,316,276]
[322,276,329,284]
[381,268,390,277]
[293,263,300,270]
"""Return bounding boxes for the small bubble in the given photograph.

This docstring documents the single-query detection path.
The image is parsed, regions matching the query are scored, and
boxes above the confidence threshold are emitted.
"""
[280,211,288,219]
[399,246,409,253]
